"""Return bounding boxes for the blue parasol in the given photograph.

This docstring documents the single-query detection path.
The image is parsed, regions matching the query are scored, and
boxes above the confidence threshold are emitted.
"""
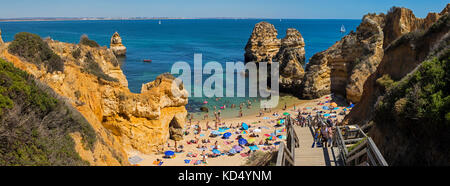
[238,138,248,145]
[212,149,221,154]
[223,132,232,139]
[241,123,249,130]
[164,151,175,156]
[249,145,259,151]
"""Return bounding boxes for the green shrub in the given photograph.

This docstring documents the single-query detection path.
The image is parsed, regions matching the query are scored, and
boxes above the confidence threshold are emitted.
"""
[82,52,118,82]
[8,32,64,73]
[72,47,82,59]
[79,34,100,48]
[0,58,97,166]
[376,74,395,90]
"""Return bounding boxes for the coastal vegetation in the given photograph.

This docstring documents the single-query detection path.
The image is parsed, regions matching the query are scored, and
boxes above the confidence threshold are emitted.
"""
[81,51,118,82]
[8,32,64,73]
[79,34,100,48]
[373,50,449,165]
[0,58,96,165]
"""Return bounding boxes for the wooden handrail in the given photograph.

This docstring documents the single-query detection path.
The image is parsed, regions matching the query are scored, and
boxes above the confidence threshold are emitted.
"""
[275,115,299,166]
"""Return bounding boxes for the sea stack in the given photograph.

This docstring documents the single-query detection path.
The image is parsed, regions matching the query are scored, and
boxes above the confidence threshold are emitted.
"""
[244,22,306,95]
[244,22,281,63]
[274,28,306,94]
[110,32,126,56]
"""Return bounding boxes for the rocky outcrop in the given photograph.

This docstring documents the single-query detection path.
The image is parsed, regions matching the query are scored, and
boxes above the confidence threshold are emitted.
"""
[244,22,281,63]
[0,35,188,164]
[244,22,306,95]
[274,28,306,94]
[342,12,450,165]
[0,29,3,44]
[301,5,447,102]
[110,32,126,56]
[302,15,385,101]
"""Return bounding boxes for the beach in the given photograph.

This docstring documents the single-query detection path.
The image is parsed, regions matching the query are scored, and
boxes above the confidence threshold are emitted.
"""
[128,94,351,166]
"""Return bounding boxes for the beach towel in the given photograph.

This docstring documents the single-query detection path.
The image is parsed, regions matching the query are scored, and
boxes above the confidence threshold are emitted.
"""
[253,129,261,133]
[240,153,249,157]
[158,161,164,166]
[200,134,205,137]
[249,145,259,151]
[263,117,270,119]
[128,155,143,165]
[261,126,270,130]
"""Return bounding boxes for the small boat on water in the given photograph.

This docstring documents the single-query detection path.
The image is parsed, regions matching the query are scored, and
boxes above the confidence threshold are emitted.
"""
[158,20,161,25]
[143,59,152,63]
[340,24,346,33]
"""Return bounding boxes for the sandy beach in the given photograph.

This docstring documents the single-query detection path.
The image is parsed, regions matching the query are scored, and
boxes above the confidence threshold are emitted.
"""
[128,94,351,166]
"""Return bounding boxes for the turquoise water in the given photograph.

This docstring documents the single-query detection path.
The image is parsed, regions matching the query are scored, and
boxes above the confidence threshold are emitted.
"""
[0,19,360,117]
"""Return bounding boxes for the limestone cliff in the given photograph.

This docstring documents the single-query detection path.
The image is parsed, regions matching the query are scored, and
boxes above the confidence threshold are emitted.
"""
[0,29,3,44]
[342,12,449,165]
[244,22,306,95]
[301,5,447,102]
[110,32,126,56]
[0,35,188,165]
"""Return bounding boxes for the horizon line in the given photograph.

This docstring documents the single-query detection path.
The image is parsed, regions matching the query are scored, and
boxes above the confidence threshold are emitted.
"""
[0,16,362,22]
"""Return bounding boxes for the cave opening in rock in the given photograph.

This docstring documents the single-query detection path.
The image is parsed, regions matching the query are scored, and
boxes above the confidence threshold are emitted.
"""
[169,117,183,141]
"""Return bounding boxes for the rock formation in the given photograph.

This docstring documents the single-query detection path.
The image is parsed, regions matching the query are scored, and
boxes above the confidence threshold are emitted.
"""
[342,12,449,165]
[244,22,281,63]
[0,29,3,44]
[110,32,126,56]
[274,28,306,94]
[244,22,306,95]
[301,6,446,103]
[0,35,188,164]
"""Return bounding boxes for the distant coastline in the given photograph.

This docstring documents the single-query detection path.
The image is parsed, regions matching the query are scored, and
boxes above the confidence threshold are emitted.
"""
[0,17,359,22]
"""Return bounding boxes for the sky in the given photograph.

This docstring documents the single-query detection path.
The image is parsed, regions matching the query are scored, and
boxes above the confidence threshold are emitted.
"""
[0,0,448,19]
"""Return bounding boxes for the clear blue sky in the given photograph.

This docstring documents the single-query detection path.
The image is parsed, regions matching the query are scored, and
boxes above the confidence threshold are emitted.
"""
[0,0,448,19]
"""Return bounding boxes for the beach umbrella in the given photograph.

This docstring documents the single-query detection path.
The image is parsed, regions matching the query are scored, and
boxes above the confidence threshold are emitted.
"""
[211,131,220,135]
[220,106,224,109]
[266,136,273,140]
[241,123,249,130]
[241,130,248,134]
[249,145,259,151]
[233,145,243,152]
[228,148,237,154]
[212,149,221,154]
[333,107,339,110]
[322,106,329,110]
[218,128,228,133]
[247,138,256,143]
[323,113,331,117]
[330,102,337,107]
[238,138,248,145]
[203,101,208,104]
[164,151,175,156]
[223,132,232,139]
[264,134,271,137]
[283,112,290,116]
[277,135,287,140]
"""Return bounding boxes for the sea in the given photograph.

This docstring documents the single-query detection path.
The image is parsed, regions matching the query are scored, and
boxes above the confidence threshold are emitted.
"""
[0,19,360,118]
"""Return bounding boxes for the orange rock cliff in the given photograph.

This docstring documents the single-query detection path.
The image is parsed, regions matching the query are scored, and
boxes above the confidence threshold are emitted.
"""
[0,37,188,165]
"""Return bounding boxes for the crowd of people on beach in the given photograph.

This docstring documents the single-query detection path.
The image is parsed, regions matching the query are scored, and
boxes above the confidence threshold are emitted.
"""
[145,95,352,166]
